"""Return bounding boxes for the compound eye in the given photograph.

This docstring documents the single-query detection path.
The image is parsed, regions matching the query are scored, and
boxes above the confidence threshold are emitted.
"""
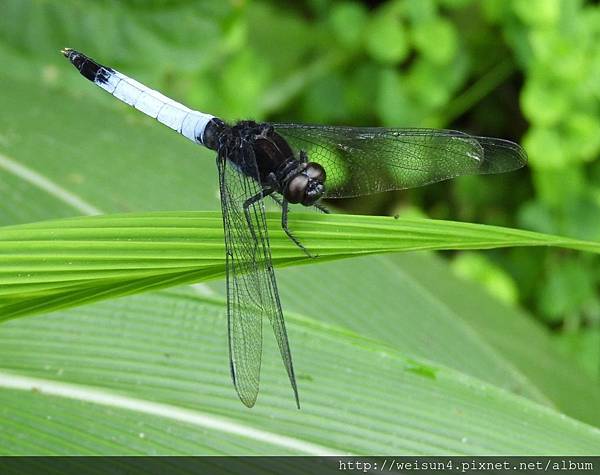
[305,162,326,182]
[286,174,309,204]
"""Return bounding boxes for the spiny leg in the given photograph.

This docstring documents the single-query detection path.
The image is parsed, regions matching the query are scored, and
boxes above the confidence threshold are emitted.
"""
[243,188,274,252]
[273,192,328,216]
[281,199,316,258]
[269,194,284,208]
[313,202,330,214]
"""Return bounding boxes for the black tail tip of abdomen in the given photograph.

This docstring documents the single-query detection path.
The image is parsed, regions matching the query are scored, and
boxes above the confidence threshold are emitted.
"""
[60,47,87,69]
[60,48,104,82]
[60,47,81,61]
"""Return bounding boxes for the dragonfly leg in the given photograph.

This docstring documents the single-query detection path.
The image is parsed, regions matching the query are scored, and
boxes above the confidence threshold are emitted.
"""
[243,188,274,251]
[281,199,316,258]
[313,202,330,214]
[269,193,284,208]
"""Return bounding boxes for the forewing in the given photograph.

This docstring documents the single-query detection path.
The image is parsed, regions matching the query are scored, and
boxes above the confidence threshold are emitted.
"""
[217,147,299,408]
[273,125,527,198]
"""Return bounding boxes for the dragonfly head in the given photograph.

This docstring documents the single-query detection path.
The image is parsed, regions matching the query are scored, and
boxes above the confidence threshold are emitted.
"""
[285,162,326,206]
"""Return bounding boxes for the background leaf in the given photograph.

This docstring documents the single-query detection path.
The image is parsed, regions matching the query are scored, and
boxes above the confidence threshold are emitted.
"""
[1,290,599,455]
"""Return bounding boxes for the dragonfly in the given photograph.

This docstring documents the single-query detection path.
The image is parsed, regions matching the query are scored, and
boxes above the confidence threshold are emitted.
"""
[62,48,527,408]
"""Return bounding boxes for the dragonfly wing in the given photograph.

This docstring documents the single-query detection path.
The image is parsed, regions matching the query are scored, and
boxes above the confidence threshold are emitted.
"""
[273,125,527,198]
[217,145,299,408]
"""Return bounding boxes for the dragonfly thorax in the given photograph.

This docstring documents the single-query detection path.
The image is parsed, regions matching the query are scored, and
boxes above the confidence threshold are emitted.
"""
[209,119,326,206]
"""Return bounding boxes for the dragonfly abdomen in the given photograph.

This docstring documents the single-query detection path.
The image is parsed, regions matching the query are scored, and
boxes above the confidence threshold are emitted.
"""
[61,48,214,146]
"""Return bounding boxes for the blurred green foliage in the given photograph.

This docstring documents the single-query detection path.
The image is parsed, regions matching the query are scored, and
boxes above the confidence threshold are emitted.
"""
[0,0,598,377]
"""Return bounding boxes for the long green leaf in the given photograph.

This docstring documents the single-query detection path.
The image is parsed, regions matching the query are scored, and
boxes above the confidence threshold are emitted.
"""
[1,211,599,321]
[1,289,599,455]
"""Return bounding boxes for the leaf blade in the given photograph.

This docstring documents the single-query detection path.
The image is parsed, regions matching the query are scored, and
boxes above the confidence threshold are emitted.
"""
[1,211,599,321]
[1,290,599,455]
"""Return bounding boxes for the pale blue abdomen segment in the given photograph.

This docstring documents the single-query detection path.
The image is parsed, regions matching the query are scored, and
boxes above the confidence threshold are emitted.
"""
[96,69,213,145]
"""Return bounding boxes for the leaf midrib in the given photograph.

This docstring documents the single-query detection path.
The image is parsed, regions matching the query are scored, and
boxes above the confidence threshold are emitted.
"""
[0,371,341,455]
